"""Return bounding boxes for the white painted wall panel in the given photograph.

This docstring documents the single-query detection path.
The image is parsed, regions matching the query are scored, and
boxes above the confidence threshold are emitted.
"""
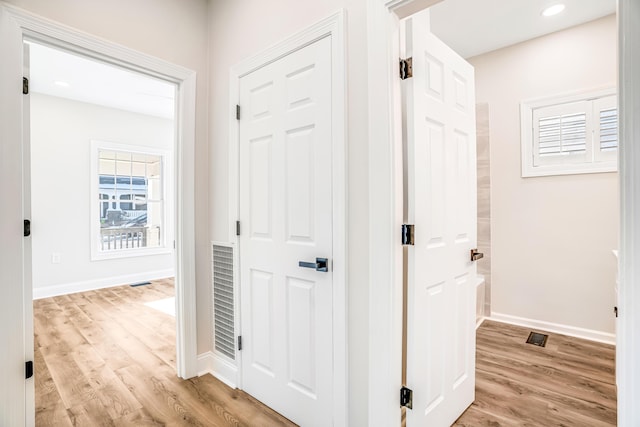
[30,94,174,292]
[469,15,618,335]
[4,0,211,354]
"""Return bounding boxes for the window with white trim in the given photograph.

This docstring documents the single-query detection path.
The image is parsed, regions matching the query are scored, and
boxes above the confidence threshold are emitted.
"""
[521,88,618,177]
[91,141,170,260]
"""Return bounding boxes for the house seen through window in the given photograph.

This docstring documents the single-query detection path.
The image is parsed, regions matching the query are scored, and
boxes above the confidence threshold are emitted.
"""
[97,148,164,253]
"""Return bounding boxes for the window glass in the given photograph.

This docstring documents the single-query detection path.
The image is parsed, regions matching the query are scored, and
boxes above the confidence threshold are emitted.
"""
[97,147,164,252]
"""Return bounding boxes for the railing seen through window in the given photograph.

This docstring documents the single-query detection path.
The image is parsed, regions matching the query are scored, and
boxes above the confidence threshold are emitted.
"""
[98,149,164,251]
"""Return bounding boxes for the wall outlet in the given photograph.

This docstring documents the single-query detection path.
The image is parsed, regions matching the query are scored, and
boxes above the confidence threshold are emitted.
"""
[51,253,61,264]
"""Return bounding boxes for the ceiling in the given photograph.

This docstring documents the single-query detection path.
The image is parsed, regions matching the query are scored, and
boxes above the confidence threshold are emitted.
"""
[28,1,615,113]
[429,0,616,59]
[28,42,175,119]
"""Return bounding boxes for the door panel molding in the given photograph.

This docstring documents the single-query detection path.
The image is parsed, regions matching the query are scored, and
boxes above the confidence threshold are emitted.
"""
[228,10,346,426]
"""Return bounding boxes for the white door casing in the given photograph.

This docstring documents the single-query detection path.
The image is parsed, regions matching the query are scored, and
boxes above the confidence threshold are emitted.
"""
[0,6,28,425]
[23,40,35,427]
[404,9,477,426]
[0,5,198,424]
[238,35,333,427]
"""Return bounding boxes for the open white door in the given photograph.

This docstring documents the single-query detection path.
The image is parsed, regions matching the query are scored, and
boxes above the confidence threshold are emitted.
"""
[404,10,478,427]
[0,8,30,426]
[238,36,333,427]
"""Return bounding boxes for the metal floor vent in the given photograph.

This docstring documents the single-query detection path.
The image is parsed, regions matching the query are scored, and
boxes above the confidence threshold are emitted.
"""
[212,244,235,360]
[130,281,152,287]
[526,332,549,347]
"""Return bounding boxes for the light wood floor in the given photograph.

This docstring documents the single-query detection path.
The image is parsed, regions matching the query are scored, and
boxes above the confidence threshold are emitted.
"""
[36,282,616,426]
[34,278,296,426]
[454,320,616,426]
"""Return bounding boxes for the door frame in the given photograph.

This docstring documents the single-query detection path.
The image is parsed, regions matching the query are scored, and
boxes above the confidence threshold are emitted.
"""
[228,10,347,426]
[367,0,639,425]
[0,0,199,406]
[617,1,640,425]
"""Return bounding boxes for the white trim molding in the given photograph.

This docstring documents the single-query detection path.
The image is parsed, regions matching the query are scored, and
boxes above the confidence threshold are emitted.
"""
[197,351,239,389]
[366,1,442,425]
[490,312,616,346]
[228,10,347,426]
[618,0,640,425]
[0,2,198,391]
[32,269,174,300]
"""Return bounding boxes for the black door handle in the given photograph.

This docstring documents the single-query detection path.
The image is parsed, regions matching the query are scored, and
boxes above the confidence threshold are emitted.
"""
[298,257,328,272]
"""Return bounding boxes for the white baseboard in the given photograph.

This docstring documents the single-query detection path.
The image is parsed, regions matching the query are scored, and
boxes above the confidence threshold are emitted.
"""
[476,316,486,329]
[32,269,174,299]
[489,312,616,345]
[197,351,214,376]
[197,351,238,389]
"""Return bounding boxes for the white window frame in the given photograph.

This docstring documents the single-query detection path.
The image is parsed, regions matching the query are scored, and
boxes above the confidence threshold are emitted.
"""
[521,87,618,177]
[90,140,173,261]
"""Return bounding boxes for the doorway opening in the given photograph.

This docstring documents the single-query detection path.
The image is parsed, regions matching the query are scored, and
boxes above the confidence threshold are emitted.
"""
[27,40,181,423]
[399,1,618,425]
[0,6,198,424]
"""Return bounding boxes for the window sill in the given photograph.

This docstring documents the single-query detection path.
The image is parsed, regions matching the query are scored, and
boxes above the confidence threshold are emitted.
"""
[522,162,617,178]
[91,246,172,261]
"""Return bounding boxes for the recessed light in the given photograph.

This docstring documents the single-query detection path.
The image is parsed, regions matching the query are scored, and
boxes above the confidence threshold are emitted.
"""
[542,4,566,17]
[53,81,70,87]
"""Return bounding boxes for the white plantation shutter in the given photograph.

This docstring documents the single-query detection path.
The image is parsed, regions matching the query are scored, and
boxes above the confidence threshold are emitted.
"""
[594,95,618,163]
[599,109,618,150]
[521,89,617,177]
[532,100,591,166]
[537,112,587,156]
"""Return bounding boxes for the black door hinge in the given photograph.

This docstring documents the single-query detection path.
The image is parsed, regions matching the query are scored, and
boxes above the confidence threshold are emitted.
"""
[236,105,241,120]
[25,361,33,379]
[400,386,413,409]
[614,306,618,318]
[23,77,29,95]
[402,224,414,245]
[236,221,241,236]
[24,219,31,237]
[237,336,242,351]
[400,57,413,80]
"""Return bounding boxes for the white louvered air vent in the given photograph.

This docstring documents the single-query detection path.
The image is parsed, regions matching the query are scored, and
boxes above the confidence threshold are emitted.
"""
[212,243,235,360]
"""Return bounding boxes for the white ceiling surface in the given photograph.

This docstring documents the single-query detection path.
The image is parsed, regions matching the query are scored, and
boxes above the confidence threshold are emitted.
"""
[429,0,617,59]
[28,42,175,119]
[28,1,616,113]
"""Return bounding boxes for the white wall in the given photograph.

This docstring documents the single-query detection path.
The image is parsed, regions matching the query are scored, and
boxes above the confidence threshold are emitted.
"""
[4,0,212,353]
[207,1,370,424]
[30,93,174,297]
[469,15,618,338]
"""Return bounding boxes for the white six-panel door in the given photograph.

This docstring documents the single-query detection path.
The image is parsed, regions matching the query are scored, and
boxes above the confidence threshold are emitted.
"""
[404,10,478,427]
[238,36,333,427]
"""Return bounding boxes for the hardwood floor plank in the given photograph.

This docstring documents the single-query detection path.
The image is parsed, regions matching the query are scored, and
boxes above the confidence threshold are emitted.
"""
[455,320,616,426]
[115,364,211,426]
[35,279,296,427]
[183,375,296,426]
[37,282,614,426]
[67,397,118,427]
[113,408,167,427]
[40,349,97,409]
